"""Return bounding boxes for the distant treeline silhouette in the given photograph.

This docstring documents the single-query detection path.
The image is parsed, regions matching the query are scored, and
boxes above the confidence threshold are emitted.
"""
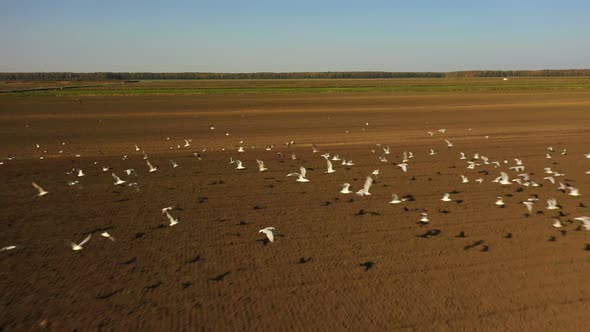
[1,70,590,81]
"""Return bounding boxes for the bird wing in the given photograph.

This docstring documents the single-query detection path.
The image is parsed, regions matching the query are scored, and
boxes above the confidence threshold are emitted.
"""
[391,193,399,201]
[31,182,44,193]
[146,160,153,168]
[363,176,373,192]
[79,234,92,246]
[500,172,509,182]
[326,159,333,172]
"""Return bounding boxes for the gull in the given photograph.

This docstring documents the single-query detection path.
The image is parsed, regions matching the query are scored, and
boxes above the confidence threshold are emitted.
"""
[495,197,505,207]
[161,206,174,214]
[459,152,466,160]
[101,166,110,172]
[397,163,408,172]
[170,160,178,168]
[546,153,552,159]
[584,153,590,159]
[383,146,391,154]
[291,153,297,160]
[321,153,330,159]
[461,175,469,183]
[567,186,580,196]
[146,160,158,173]
[135,145,140,152]
[561,149,567,156]
[256,159,268,172]
[77,169,85,177]
[574,217,590,230]
[467,161,479,169]
[68,180,80,186]
[445,140,453,148]
[184,139,191,147]
[586,170,590,174]
[372,169,379,176]
[428,131,434,136]
[419,213,430,224]
[547,146,554,152]
[331,155,341,161]
[122,155,128,160]
[552,218,563,228]
[265,145,272,151]
[340,183,353,194]
[514,158,523,165]
[164,210,179,226]
[441,193,452,202]
[259,227,277,243]
[438,128,446,133]
[101,231,115,242]
[356,176,374,196]
[429,149,437,156]
[379,155,388,162]
[557,182,567,192]
[1,245,17,252]
[112,173,126,186]
[287,167,309,182]
[325,159,336,174]
[522,201,534,213]
[389,194,404,204]
[312,144,319,153]
[235,160,245,170]
[544,176,555,184]
[69,234,92,251]
[510,166,525,172]
[32,182,49,197]
[498,172,511,185]
[345,160,354,166]
[491,161,501,168]
[237,146,244,152]
[475,178,484,184]
[124,169,136,176]
[546,198,560,210]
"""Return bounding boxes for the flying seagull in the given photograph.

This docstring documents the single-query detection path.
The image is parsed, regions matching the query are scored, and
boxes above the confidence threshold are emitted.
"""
[32,182,49,197]
[112,173,126,186]
[356,176,374,196]
[259,227,277,243]
[256,159,268,172]
[146,160,158,173]
[340,183,353,194]
[69,234,92,251]
[287,167,309,182]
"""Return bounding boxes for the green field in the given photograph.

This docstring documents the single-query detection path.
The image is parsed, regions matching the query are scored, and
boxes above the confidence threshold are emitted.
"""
[3,77,590,96]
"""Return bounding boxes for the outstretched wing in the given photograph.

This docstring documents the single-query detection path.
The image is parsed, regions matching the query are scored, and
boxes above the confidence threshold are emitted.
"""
[79,234,92,246]
[363,176,373,192]
[31,182,44,192]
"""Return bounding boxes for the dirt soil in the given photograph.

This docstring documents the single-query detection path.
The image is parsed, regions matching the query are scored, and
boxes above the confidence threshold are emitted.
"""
[1,91,590,330]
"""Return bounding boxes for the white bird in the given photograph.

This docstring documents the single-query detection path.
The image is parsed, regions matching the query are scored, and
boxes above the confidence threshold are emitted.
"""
[445,140,453,148]
[372,169,379,176]
[325,159,336,174]
[567,186,580,196]
[475,178,484,184]
[101,166,110,172]
[419,213,429,224]
[356,176,374,196]
[77,169,85,177]
[461,175,469,183]
[546,198,560,210]
[495,197,505,207]
[574,217,590,230]
[331,155,341,161]
[124,169,136,176]
[522,201,534,213]
[383,146,391,154]
[164,210,179,226]
[561,148,567,156]
[545,153,552,159]
[429,149,437,156]
[547,146,554,152]
[428,131,434,136]
[184,139,191,147]
[32,182,49,197]
[69,234,92,251]
[389,194,404,204]
[237,146,245,152]
[498,172,511,185]
[459,152,466,160]
[544,176,555,184]
[170,160,179,168]
[112,173,126,186]
[441,193,452,202]
[340,183,353,194]
[100,231,115,242]
[134,145,140,152]
[438,128,446,133]
[161,206,173,214]
[397,163,408,172]
[552,218,563,228]
[146,160,158,173]
[259,227,277,243]
[256,159,267,172]
[235,160,245,170]
[287,167,309,182]
[584,153,590,159]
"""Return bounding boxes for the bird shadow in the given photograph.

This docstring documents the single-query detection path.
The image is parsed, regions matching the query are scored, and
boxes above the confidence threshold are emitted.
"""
[360,261,375,272]
[209,271,230,282]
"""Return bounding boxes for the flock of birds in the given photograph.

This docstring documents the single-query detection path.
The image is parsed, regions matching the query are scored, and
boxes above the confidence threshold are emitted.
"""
[2,126,590,262]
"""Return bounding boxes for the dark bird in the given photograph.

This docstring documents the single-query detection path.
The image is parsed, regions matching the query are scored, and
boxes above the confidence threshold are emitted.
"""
[359,261,375,272]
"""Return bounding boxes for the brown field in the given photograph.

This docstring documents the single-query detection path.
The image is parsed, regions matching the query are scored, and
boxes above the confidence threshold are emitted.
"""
[1,82,590,330]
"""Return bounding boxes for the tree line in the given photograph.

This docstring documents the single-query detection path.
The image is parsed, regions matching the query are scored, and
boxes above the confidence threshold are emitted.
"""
[1,70,589,81]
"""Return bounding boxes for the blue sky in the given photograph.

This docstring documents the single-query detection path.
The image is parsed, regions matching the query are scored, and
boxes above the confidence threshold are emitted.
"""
[1,0,589,72]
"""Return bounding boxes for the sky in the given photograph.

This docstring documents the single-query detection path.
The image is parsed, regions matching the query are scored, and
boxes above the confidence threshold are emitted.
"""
[1,0,589,72]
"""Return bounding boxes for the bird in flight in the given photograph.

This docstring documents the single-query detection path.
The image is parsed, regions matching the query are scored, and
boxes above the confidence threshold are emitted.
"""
[259,227,277,243]
[287,167,309,182]
[32,182,49,197]
[69,234,92,251]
